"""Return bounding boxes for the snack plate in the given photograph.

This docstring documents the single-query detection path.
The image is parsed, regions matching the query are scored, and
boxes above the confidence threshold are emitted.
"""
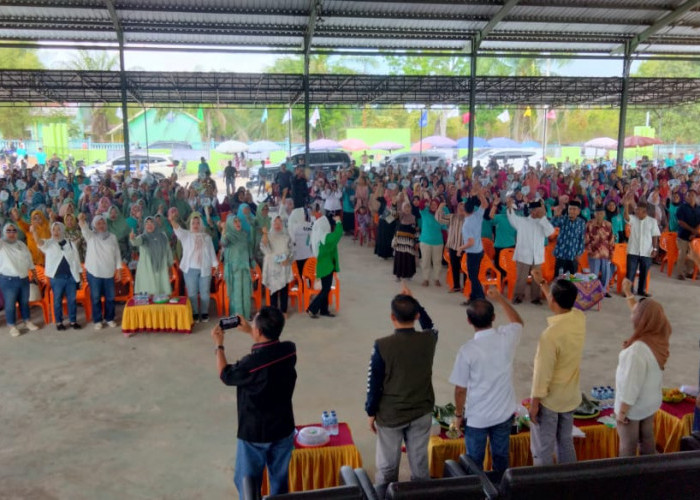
[573,410,601,420]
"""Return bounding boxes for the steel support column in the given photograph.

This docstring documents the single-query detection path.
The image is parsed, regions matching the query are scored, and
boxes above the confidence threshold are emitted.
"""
[118,40,130,171]
[467,51,477,168]
[616,45,632,169]
[304,51,310,168]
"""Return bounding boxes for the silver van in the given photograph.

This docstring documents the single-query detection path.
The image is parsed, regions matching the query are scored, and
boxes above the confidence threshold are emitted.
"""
[385,152,448,173]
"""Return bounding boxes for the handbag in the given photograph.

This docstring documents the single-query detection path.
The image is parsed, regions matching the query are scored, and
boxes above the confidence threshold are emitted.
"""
[28,282,41,302]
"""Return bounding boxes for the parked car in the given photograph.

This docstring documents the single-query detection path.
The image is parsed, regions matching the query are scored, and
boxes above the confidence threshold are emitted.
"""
[147,141,192,150]
[86,152,180,177]
[246,150,351,188]
[468,148,544,171]
[385,152,448,173]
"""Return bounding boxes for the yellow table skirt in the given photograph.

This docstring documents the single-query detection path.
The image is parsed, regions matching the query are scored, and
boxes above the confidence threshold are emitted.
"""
[262,423,362,494]
[654,406,695,453]
[429,422,619,478]
[121,298,193,335]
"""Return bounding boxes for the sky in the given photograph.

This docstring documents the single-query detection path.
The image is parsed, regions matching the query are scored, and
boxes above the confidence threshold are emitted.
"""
[38,48,636,78]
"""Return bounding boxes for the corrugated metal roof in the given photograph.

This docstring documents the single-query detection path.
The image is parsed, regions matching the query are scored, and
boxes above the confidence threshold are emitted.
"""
[2,1,700,56]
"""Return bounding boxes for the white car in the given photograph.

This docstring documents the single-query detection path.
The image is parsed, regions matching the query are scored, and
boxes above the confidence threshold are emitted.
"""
[468,148,544,172]
[87,152,180,177]
[385,152,448,173]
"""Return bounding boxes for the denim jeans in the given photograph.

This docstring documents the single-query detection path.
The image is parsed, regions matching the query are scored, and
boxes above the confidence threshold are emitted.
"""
[233,432,294,497]
[626,254,651,294]
[465,416,513,473]
[87,273,115,323]
[588,258,611,291]
[51,275,77,323]
[466,251,484,301]
[183,268,211,315]
[0,275,30,325]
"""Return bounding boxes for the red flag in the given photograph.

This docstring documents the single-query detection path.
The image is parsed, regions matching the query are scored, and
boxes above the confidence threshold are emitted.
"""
[462,112,470,124]
[546,109,557,120]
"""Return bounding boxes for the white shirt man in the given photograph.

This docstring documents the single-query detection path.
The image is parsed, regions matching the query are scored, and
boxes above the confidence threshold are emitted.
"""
[623,200,660,297]
[449,288,524,473]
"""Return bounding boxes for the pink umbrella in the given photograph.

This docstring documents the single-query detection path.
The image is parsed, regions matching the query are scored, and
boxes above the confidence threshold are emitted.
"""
[339,138,369,151]
[371,141,405,152]
[624,136,663,148]
[584,137,618,150]
[422,135,458,148]
[309,138,340,150]
[411,140,436,152]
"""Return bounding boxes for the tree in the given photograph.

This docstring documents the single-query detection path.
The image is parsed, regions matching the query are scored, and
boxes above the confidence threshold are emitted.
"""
[63,50,119,141]
[0,47,44,138]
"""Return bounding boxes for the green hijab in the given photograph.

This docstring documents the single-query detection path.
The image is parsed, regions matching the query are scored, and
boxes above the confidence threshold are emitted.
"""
[107,206,131,240]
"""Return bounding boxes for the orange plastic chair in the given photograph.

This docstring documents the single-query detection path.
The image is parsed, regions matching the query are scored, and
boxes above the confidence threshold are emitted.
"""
[659,232,678,277]
[50,267,92,323]
[301,258,340,312]
[461,254,502,298]
[542,242,556,283]
[264,265,304,312]
[691,239,700,280]
[26,267,51,324]
[113,264,134,303]
[210,264,225,316]
[481,238,496,261]
[498,248,518,300]
[578,251,590,272]
[548,227,560,243]
[251,264,262,312]
[443,247,454,290]
[169,263,181,298]
[610,243,628,294]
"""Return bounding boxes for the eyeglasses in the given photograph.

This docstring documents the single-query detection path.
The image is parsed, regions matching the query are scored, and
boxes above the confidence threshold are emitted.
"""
[5,229,17,233]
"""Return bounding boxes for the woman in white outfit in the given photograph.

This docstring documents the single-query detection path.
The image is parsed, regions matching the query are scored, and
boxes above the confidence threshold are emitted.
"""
[615,278,672,456]
[35,222,82,330]
[0,222,40,337]
[261,216,293,314]
[170,211,218,322]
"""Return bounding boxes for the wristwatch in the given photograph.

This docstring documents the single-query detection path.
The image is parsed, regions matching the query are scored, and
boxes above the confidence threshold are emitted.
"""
[215,345,225,352]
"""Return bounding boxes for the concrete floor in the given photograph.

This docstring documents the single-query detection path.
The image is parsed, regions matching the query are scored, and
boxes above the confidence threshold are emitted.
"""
[3,218,700,499]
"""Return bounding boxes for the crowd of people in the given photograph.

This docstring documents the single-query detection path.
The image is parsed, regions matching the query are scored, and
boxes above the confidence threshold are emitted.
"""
[1,147,698,497]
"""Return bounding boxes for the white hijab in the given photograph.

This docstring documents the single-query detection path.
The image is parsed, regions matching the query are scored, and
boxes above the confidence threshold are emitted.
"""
[310,216,331,257]
[287,208,307,238]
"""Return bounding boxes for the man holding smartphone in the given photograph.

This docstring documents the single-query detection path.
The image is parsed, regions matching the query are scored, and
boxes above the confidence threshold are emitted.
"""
[211,307,297,497]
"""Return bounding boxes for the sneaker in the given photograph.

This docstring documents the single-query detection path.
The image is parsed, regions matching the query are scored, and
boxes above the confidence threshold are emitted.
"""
[9,326,21,337]
[69,322,82,330]
[306,309,319,319]
[531,299,543,306]
[193,314,200,323]
[106,321,118,328]
[320,312,336,318]
[94,322,104,331]
[25,321,40,331]
[513,297,523,305]
[56,323,67,331]
[201,314,209,322]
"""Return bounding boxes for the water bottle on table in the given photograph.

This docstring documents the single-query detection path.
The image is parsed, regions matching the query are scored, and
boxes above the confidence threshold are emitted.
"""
[329,409,339,436]
[321,411,330,432]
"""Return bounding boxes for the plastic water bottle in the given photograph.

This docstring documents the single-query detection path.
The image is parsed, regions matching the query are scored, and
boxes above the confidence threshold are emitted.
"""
[329,410,339,436]
[321,411,330,432]
[606,386,614,400]
[592,386,600,399]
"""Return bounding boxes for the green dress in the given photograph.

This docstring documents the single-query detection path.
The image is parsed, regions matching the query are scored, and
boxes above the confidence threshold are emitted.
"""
[132,231,173,295]
[221,218,255,319]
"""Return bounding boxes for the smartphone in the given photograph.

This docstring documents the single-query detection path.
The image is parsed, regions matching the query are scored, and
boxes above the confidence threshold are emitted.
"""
[219,315,241,330]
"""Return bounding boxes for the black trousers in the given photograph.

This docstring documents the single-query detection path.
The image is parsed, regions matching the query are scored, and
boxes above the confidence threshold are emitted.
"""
[555,258,578,276]
[270,286,289,313]
[308,274,333,315]
[448,248,463,290]
[295,259,308,278]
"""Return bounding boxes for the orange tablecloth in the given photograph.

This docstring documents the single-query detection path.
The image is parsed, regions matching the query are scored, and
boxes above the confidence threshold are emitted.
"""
[429,411,618,478]
[121,297,193,336]
[654,399,696,453]
[262,422,363,494]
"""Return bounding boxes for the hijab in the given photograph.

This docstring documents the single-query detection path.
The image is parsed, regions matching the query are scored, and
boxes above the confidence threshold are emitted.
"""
[623,298,672,370]
[255,203,271,233]
[92,215,111,240]
[140,216,170,272]
[1,222,32,271]
[287,207,307,238]
[50,221,66,245]
[311,216,331,257]
[107,206,131,240]
[236,203,254,236]
[224,215,249,246]
[2,222,20,245]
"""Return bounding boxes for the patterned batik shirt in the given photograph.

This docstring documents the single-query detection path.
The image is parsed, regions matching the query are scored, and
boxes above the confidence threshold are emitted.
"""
[552,216,586,260]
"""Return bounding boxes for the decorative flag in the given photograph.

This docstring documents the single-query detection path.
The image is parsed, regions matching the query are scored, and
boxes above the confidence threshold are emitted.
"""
[546,109,557,120]
[281,108,292,124]
[419,110,428,128]
[461,112,470,124]
[309,107,321,128]
[261,108,268,123]
[524,107,532,118]
[497,110,510,123]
